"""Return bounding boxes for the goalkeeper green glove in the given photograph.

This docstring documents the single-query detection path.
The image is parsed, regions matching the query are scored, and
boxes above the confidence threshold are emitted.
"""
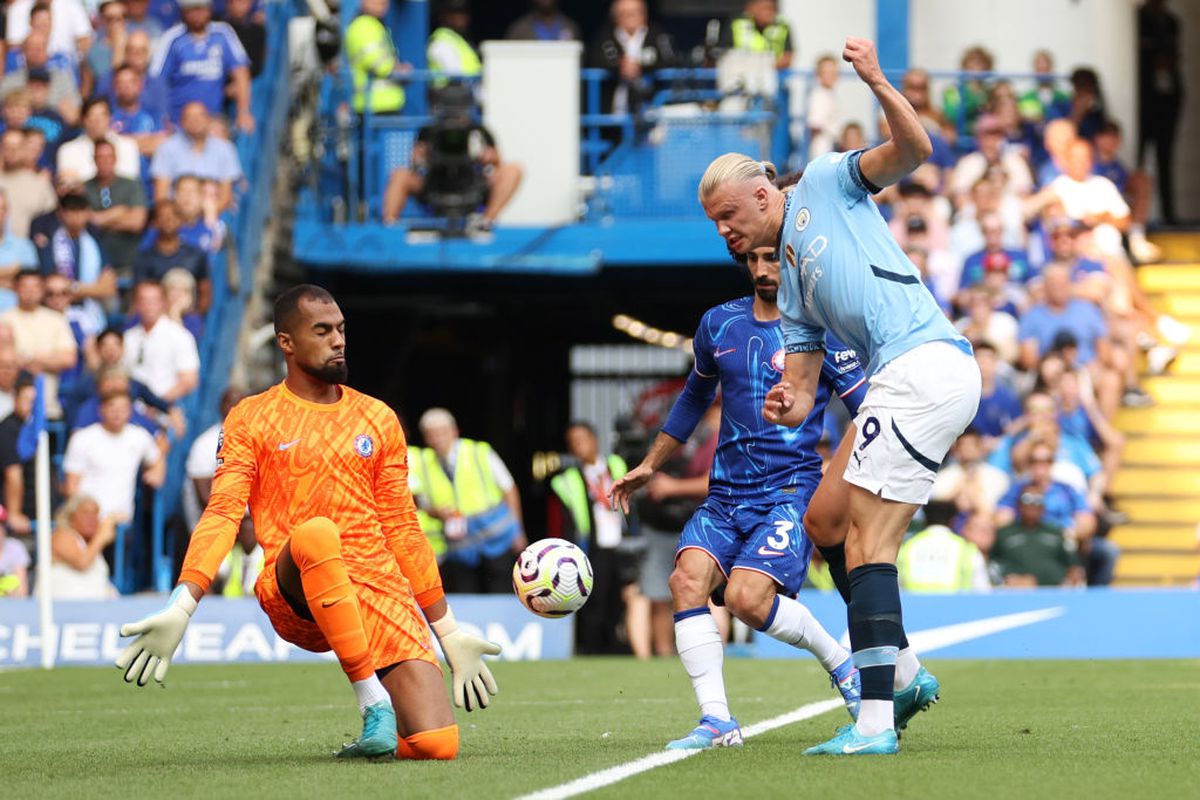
[430,607,501,711]
[114,585,198,686]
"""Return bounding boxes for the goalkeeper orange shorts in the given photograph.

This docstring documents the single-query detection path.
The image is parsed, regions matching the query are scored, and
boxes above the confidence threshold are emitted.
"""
[255,562,440,672]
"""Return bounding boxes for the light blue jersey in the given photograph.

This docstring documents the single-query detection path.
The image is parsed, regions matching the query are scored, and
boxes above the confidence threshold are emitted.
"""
[776,151,972,376]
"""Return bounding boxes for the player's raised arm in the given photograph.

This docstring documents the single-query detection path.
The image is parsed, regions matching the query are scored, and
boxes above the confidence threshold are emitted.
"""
[115,404,257,687]
[374,411,502,711]
[846,37,933,189]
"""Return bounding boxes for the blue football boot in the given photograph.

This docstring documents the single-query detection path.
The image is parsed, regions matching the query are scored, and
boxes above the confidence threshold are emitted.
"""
[665,715,744,750]
[894,667,940,733]
[335,700,398,758]
[803,724,899,756]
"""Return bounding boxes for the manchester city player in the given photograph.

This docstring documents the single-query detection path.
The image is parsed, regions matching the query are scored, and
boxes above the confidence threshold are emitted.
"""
[697,37,981,756]
[610,238,868,751]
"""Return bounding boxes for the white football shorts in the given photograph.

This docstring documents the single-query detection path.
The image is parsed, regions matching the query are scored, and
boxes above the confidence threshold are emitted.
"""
[843,340,982,505]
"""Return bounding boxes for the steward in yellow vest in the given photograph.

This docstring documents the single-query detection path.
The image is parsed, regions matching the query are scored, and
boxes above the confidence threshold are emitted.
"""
[427,0,481,83]
[344,0,407,114]
[726,0,793,68]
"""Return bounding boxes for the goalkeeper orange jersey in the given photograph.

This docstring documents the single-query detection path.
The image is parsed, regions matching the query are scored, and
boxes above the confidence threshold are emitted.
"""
[179,382,444,610]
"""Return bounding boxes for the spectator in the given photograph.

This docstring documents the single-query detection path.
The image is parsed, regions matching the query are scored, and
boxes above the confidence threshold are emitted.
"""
[971,341,1022,442]
[134,200,209,303]
[1039,139,1130,263]
[949,113,1034,201]
[1036,117,1076,187]
[56,97,142,184]
[409,407,525,593]
[0,33,81,122]
[42,271,93,397]
[990,391,1103,503]
[1068,67,1107,141]
[70,364,162,435]
[123,279,199,402]
[48,494,120,599]
[587,0,677,117]
[1092,120,1160,264]
[108,63,167,161]
[990,490,1085,587]
[63,324,178,431]
[897,500,990,592]
[0,188,40,300]
[902,67,953,141]
[427,0,482,81]
[25,68,74,145]
[994,440,1095,538]
[932,429,1011,519]
[806,54,841,158]
[37,192,118,335]
[0,508,31,596]
[6,0,91,61]
[505,0,580,42]
[168,174,224,253]
[722,0,793,69]
[381,93,523,233]
[837,121,866,152]
[343,0,410,116]
[550,420,638,655]
[161,266,204,339]
[149,101,243,210]
[150,0,253,131]
[221,0,265,77]
[1018,49,1071,124]
[959,212,1035,293]
[124,0,164,41]
[0,376,38,535]
[956,288,1019,365]
[1041,217,1110,305]
[949,176,1027,264]
[0,344,19,417]
[1137,0,1183,223]
[84,139,148,278]
[85,0,130,99]
[942,45,993,134]
[63,389,165,519]
[1018,263,1111,370]
[1,269,75,418]
[99,30,168,121]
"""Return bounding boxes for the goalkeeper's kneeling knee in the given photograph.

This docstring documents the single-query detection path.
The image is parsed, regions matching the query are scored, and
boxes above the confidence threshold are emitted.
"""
[396,724,459,760]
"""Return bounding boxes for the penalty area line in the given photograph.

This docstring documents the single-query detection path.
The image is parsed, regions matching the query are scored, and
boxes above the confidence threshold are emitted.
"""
[515,697,845,800]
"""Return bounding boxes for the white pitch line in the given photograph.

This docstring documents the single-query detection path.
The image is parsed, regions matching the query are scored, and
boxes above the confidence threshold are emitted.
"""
[515,697,845,800]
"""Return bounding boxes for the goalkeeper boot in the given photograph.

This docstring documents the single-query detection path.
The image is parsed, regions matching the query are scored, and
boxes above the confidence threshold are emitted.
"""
[665,715,743,750]
[804,724,898,756]
[336,701,398,758]
[894,667,940,734]
[830,660,861,721]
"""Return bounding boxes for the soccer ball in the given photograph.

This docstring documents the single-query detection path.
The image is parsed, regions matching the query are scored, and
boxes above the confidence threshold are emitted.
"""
[512,538,593,618]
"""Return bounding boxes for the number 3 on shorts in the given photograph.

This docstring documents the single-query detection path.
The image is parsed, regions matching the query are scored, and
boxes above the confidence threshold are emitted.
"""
[768,520,793,549]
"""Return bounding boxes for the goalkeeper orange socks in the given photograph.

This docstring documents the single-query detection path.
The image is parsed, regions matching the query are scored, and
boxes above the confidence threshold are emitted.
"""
[290,518,376,685]
[396,724,459,760]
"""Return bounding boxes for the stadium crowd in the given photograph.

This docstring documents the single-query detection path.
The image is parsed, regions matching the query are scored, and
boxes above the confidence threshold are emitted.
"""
[0,0,260,598]
[0,0,1182,623]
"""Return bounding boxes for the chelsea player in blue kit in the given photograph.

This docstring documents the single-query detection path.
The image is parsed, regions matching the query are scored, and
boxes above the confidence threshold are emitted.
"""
[698,38,982,756]
[610,240,868,751]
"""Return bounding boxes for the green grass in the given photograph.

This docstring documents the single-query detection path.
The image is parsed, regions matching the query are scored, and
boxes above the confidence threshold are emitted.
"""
[3,659,1198,799]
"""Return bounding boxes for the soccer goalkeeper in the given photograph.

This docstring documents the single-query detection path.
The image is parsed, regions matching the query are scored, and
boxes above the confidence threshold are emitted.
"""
[115,285,501,760]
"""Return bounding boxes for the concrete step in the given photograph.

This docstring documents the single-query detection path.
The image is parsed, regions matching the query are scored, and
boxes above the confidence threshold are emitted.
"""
[1108,524,1198,550]
[1114,406,1200,433]
[1120,436,1200,466]
[1111,468,1200,496]
[1138,264,1200,291]
[1113,498,1200,524]
[1140,376,1200,405]
[1113,551,1200,583]
[1157,295,1200,317]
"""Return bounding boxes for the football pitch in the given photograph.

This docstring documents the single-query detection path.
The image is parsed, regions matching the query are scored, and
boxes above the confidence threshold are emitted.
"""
[5,658,1196,799]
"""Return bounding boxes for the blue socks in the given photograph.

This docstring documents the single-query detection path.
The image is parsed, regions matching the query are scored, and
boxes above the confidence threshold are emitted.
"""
[847,563,903,703]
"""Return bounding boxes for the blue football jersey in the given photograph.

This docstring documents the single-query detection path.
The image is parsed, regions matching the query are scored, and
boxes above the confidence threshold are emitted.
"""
[776,150,972,377]
[662,296,866,504]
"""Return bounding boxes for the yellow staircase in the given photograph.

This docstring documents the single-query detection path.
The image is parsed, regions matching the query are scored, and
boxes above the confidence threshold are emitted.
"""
[1110,234,1200,586]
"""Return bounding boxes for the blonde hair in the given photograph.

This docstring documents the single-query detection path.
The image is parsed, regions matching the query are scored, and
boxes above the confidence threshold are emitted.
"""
[55,493,99,531]
[698,153,777,203]
[419,407,456,431]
